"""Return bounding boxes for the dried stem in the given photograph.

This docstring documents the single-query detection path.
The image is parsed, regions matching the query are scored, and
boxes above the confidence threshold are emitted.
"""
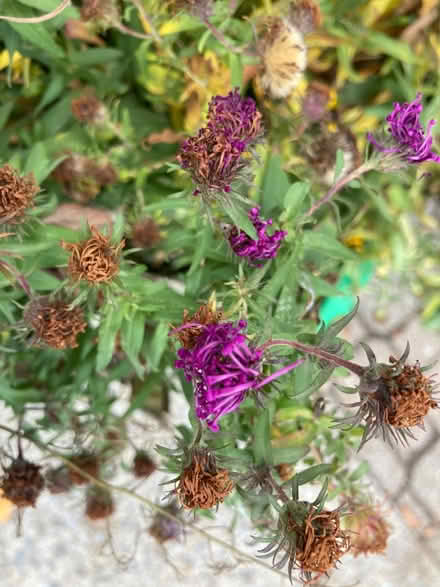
[266,472,290,504]
[0,0,70,23]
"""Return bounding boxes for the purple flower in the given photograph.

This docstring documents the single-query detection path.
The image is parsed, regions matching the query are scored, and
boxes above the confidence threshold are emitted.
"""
[176,90,263,196]
[367,93,440,164]
[174,320,303,431]
[227,207,287,267]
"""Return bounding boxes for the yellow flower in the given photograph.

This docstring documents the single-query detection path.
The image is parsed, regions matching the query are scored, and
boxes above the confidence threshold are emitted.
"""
[0,50,31,82]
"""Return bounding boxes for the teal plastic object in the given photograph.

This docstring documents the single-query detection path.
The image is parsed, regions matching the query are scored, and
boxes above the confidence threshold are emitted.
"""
[319,260,375,326]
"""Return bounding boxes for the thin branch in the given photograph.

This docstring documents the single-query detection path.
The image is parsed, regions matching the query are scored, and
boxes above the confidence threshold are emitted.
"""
[0,0,71,23]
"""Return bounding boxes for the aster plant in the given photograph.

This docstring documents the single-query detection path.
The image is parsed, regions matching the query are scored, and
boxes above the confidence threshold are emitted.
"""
[1,2,440,585]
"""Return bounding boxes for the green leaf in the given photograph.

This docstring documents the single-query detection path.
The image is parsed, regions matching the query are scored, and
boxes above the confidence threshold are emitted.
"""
[97,304,125,371]
[272,446,309,466]
[300,272,343,297]
[69,48,123,67]
[253,407,273,466]
[0,100,15,131]
[223,203,257,240]
[229,54,243,91]
[284,181,310,220]
[120,310,145,377]
[303,231,358,261]
[188,222,212,275]
[323,297,359,341]
[261,153,289,214]
[333,148,345,182]
[294,464,334,486]
[3,0,64,59]
[145,321,169,371]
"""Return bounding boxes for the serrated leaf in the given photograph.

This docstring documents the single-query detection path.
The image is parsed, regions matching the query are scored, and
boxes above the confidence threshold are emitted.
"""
[294,464,334,486]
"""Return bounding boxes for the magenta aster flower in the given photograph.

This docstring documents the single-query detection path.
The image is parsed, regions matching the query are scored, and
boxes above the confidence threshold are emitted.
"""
[227,207,287,267]
[177,89,263,197]
[367,93,440,164]
[174,320,303,431]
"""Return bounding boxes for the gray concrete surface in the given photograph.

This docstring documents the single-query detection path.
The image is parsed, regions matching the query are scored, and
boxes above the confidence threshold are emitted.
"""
[1,281,440,586]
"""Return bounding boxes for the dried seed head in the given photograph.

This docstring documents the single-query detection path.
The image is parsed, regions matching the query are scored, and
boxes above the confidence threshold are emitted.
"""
[261,501,351,584]
[23,295,87,349]
[80,0,120,27]
[275,463,294,482]
[130,217,162,249]
[85,487,114,520]
[259,18,307,99]
[45,466,73,495]
[1,458,44,508]
[149,502,183,544]
[171,301,223,350]
[133,452,156,479]
[289,0,322,35]
[175,448,234,510]
[338,343,439,448]
[71,94,107,125]
[344,502,391,557]
[62,225,124,284]
[53,155,117,202]
[68,454,100,485]
[0,164,39,224]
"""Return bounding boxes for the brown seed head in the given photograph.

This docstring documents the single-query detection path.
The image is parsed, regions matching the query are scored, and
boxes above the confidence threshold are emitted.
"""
[383,360,438,428]
[85,487,114,520]
[68,454,99,485]
[71,94,107,125]
[53,155,117,202]
[176,448,234,510]
[80,0,120,25]
[172,301,223,350]
[149,502,183,544]
[344,503,390,557]
[23,295,87,349]
[62,225,124,284]
[1,458,45,508]
[45,466,73,495]
[133,452,156,479]
[290,0,322,34]
[130,217,162,249]
[0,164,39,224]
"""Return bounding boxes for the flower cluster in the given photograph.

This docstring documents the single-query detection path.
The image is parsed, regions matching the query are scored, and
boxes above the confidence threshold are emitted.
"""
[177,89,263,197]
[368,93,440,165]
[227,206,287,266]
[173,311,303,431]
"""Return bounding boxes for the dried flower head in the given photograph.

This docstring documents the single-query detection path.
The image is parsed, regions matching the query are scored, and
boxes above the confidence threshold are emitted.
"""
[23,295,87,349]
[175,447,234,510]
[226,206,287,266]
[259,500,351,584]
[344,501,391,557]
[71,94,107,125]
[174,317,304,431]
[1,458,45,508]
[302,81,333,123]
[171,301,223,350]
[259,18,307,99]
[368,93,440,167]
[45,466,73,495]
[53,155,117,202]
[62,225,124,284]
[85,487,115,520]
[0,164,39,224]
[177,89,263,198]
[133,452,156,479]
[80,0,120,27]
[289,0,322,35]
[337,343,439,448]
[149,501,183,544]
[68,453,100,485]
[130,217,162,249]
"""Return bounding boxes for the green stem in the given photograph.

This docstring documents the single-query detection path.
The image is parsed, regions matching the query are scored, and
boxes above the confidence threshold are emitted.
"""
[305,162,374,218]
